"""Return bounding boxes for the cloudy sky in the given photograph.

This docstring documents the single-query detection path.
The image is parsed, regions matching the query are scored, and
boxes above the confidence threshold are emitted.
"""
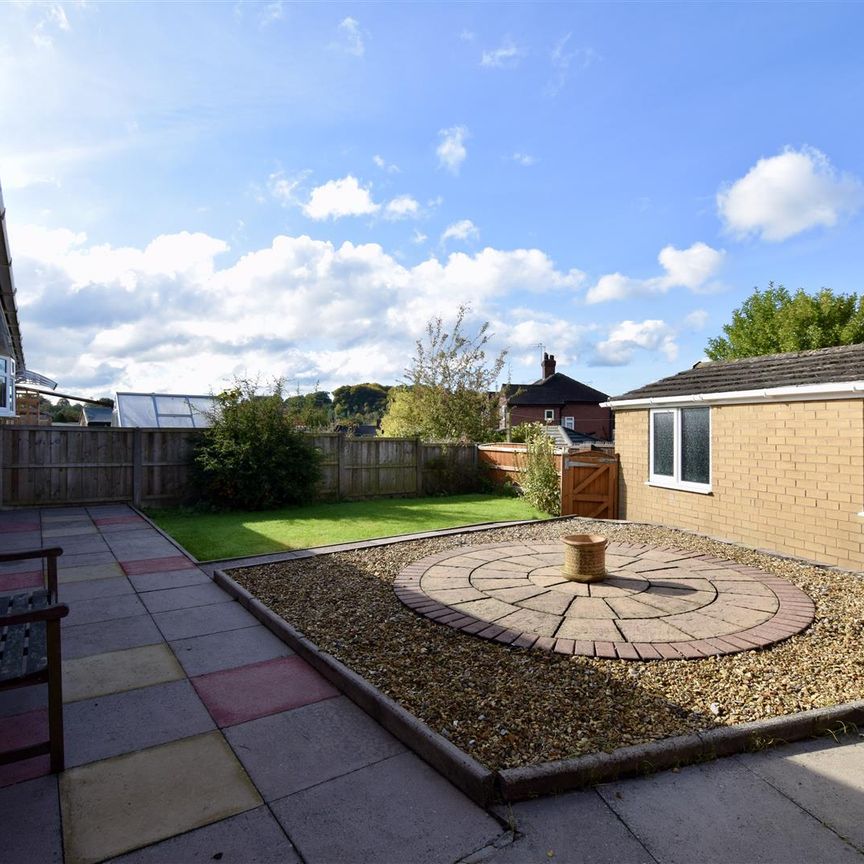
[2,2,862,399]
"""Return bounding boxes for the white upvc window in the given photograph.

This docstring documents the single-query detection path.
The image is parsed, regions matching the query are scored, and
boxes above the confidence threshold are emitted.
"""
[0,355,15,418]
[562,416,574,429]
[649,407,711,494]
[544,408,555,422]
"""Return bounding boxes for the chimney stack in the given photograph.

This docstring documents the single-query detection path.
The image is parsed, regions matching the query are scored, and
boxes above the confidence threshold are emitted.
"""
[542,352,556,378]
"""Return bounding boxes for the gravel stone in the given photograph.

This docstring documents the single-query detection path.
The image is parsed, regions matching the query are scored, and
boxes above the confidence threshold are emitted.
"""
[231,518,864,771]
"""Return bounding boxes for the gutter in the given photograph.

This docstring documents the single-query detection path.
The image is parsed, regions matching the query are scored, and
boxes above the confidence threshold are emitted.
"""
[603,380,864,410]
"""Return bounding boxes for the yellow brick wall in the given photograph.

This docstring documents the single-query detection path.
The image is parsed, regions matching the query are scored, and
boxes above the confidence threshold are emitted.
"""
[615,400,864,571]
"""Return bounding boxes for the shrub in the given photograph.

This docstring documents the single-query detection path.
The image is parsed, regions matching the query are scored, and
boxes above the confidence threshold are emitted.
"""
[518,423,560,515]
[193,380,322,510]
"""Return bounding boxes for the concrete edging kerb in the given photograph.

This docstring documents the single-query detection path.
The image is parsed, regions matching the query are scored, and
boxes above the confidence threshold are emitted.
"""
[211,568,864,806]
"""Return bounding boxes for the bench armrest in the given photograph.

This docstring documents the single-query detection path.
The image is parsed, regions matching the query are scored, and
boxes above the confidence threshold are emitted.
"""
[0,547,63,564]
[0,603,69,627]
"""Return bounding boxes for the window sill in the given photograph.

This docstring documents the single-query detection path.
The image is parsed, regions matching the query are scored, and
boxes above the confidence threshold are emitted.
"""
[646,480,712,496]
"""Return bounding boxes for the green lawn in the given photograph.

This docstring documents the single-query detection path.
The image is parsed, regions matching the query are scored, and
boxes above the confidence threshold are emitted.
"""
[147,494,549,561]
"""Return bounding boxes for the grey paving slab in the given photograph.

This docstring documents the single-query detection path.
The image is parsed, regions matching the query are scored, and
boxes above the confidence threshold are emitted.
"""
[59,576,135,602]
[59,550,119,570]
[105,535,184,559]
[140,582,232,614]
[153,600,259,641]
[225,696,405,801]
[597,756,864,864]
[129,568,211,592]
[107,805,300,864]
[65,679,216,767]
[0,774,63,863]
[170,624,292,676]
[740,736,864,852]
[271,750,502,864]
[43,523,100,538]
[50,535,110,555]
[63,614,164,660]
[63,592,146,627]
[485,790,652,864]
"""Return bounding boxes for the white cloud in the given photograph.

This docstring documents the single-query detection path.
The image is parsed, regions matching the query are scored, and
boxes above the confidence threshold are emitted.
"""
[335,17,365,57]
[585,242,725,304]
[303,175,380,220]
[11,223,587,394]
[481,39,522,68]
[683,309,709,331]
[259,1,284,26]
[411,230,428,245]
[592,320,678,366]
[544,33,598,98]
[384,195,420,220]
[512,152,536,167]
[267,169,310,207]
[459,29,475,43]
[372,154,400,173]
[436,126,469,175]
[440,219,479,245]
[717,147,864,242]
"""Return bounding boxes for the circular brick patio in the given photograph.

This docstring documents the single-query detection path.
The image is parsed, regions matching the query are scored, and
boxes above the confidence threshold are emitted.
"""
[394,542,815,660]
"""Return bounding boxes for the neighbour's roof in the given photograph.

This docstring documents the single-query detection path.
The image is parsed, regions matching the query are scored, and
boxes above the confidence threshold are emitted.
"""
[506,373,608,406]
[82,405,114,425]
[542,425,601,448]
[611,343,864,402]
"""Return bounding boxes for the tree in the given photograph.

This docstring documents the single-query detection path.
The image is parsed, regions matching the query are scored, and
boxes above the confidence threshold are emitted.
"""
[283,389,333,429]
[332,383,390,423]
[193,379,322,510]
[379,306,507,442]
[517,423,560,516]
[706,284,864,360]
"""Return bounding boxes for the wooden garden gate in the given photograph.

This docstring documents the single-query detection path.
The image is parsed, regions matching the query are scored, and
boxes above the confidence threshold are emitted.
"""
[559,451,619,519]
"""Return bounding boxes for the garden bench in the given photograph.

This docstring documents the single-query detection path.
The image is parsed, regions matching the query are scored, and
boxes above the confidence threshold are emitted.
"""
[0,547,68,773]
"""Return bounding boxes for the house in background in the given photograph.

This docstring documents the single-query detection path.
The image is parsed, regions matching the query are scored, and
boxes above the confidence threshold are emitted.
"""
[502,353,612,440]
[605,343,864,571]
[0,180,24,419]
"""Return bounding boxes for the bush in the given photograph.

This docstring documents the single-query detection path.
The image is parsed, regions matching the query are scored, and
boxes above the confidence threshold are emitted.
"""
[193,381,322,510]
[518,423,560,515]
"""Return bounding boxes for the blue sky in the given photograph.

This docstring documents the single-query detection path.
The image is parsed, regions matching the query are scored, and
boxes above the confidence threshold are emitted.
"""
[2,1,863,399]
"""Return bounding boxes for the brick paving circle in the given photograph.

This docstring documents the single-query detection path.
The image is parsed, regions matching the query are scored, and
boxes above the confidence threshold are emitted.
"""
[394,542,815,660]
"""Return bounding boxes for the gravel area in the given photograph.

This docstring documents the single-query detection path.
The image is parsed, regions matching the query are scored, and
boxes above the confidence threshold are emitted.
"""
[231,519,864,771]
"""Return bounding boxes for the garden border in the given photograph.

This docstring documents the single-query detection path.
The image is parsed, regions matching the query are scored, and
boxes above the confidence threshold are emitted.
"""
[213,562,864,807]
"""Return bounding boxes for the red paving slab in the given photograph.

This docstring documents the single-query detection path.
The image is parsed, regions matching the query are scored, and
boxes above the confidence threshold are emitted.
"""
[120,556,199,575]
[191,655,340,727]
[0,709,50,788]
[0,570,43,592]
[0,522,40,533]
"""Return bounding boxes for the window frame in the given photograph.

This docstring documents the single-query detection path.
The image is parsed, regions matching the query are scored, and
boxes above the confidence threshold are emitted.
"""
[562,416,574,430]
[0,355,16,418]
[544,408,555,423]
[648,407,711,494]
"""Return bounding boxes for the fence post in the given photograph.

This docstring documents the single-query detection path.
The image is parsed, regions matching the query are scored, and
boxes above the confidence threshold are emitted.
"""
[336,433,343,501]
[132,428,143,508]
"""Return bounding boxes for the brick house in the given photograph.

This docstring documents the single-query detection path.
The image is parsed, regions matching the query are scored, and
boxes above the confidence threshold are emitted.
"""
[503,353,612,439]
[0,180,24,419]
[605,344,864,571]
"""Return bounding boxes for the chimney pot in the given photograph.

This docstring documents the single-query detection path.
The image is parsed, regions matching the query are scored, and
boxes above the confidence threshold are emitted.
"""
[542,353,556,378]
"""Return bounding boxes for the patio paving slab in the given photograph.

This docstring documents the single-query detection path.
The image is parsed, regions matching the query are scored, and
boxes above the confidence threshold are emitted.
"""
[60,731,262,864]
[114,548,193,568]
[108,805,300,864]
[596,755,863,864]
[65,680,216,768]
[0,775,62,863]
[193,655,340,727]
[43,524,100,538]
[59,561,126,584]
[58,551,120,570]
[63,613,163,660]
[170,624,293,677]
[63,592,146,626]
[484,790,652,864]
[128,567,211,592]
[271,750,502,864]
[740,735,864,852]
[63,643,186,702]
[0,707,49,787]
[59,576,135,602]
[153,599,259,641]
[0,682,47,717]
[225,696,405,801]
[139,581,232,613]
[0,569,43,592]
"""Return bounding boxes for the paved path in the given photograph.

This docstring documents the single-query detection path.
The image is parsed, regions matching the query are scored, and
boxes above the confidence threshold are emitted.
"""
[397,542,814,659]
[0,505,862,863]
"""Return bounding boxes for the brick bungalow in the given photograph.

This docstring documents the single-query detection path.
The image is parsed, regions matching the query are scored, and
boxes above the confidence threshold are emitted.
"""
[503,353,612,439]
[604,344,864,571]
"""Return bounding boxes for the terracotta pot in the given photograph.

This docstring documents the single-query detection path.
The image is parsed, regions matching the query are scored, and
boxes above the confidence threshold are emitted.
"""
[561,534,607,583]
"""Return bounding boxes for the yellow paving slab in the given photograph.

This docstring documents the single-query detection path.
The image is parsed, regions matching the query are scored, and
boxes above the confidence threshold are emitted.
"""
[63,643,185,703]
[60,731,262,864]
